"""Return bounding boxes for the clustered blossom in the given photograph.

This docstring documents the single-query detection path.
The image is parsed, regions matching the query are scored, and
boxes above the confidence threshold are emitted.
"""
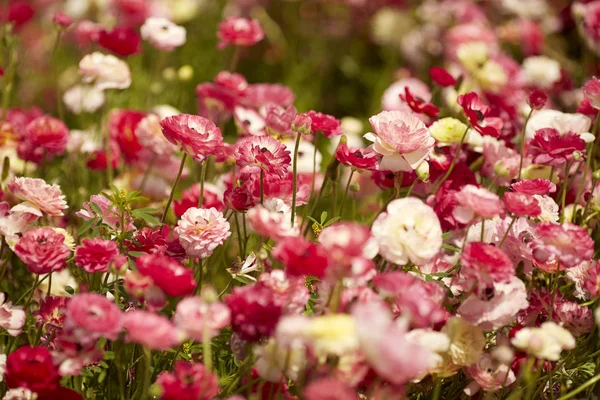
[175,207,231,259]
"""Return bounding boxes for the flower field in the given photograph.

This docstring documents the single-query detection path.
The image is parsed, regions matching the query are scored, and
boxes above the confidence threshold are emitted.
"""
[2,0,600,399]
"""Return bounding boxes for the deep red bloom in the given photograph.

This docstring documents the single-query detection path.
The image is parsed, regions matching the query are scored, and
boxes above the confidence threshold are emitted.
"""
[511,178,556,195]
[136,254,196,297]
[225,283,282,342]
[75,238,120,273]
[125,226,169,256]
[86,140,121,171]
[305,110,343,138]
[217,17,264,49]
[109,109,146,163]
[460,242,515,291]
[173,183,224,218]
[272,237,330,278]
[14,228,70,274]
[35,296,69,331]
[371,170,396,190]
[528,128,585,166]
[335,143,379,171]
[53,12,73,29]
[3,1,35,30]
[98,26,142,57]
[156,361,220,400]
[457,92,502,137]
[223,186,255,212]
[503,192,541,217]
[5,346,60,394]
[429,67,457,87]
[528,89,547,110]
[17,116,69,164]
[400,87,439,118]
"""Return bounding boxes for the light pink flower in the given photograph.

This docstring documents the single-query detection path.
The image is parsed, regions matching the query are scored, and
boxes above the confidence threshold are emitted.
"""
[122,311,183,350]
[140,17,186,51]
[259,270,310,315]
[174,297,231,342]
[136,114,178,156]
[464,353,516,395]
[64,293,123,346]
[583,76,600,109]
[553,298,594,337]
[365,110,434,171]
[8,177,67,217]
[242,83,295,109]
[217,17,264,49]
[246,199,299,240]
[458,277,529,332]
[0,202,39,248]
[453,185,504,223]
[494,217,537,270]
[14,228,70,274]
[531,222,594,269]
[175,207,231,258]
[318,222,377,267]
[234,135,291,178]
[481,139,521,184]
[0,293,25,336]
[160,114,224,162]
[303,378,359,400]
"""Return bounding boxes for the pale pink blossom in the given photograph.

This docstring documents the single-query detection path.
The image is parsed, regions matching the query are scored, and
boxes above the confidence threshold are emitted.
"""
[78,52,131,90]
[453,185,504,223]
[0,293,25,336]
[246,199,299,240]
[258,270,310,315]
[140,17,186,51]
[174,297,231,342]
[464,353,516,396]
[175,207,231,258]
[531,222,594,269]
[64,293,123,346]
[122,311,183,350]
[318,222,377,267]
[8,177,67,217]
[136,114,178,156]
[553,299,594,337]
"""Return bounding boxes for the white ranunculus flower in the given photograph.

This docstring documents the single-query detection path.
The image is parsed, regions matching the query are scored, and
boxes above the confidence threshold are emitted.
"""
[525,109,593,142]
[522,56,561,89]
[372,198,442,265]
[533,195,559,223]
[63,85,105,114]
[140,17,187,51]
[511,322,575,361]
[78,52,131,90]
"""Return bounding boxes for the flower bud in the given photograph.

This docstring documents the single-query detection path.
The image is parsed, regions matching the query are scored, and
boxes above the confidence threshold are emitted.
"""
[53,12,73,29]
[527,89,547,110]
[593,169,600,181]
[416,161,430,182]
[292,113,312,135]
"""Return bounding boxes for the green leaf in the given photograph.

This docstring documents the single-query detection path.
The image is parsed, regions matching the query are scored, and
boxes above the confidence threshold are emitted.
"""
[65,285,75,295]
[134,207,158,214]
[128,251,146,258]
[442,244,460,253]
[89,202,103,216]
[323,216,341,227]
[78,217,99,235]
[132,210,159,225]
[234,276,254,284]
[320,211,328,224]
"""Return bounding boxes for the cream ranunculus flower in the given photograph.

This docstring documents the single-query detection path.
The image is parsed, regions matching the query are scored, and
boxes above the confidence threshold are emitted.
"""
[511,322,575,361]
[78,52,131,90]
[429,118,468,144]
[442,317,485,367]
[305,314,359,357]
[372,198,443,265]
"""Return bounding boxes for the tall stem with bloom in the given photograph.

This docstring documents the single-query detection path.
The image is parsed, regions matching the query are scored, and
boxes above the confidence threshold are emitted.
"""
[339,169,355,217]
[161,153,187,223]
[432,126,470,193]
[291,132,302,226]
[518,108,534,180]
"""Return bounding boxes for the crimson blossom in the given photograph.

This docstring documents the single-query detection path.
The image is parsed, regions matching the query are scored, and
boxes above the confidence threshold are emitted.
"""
[98,26,142,57]
[217,17,265,49]
[136,254,196,297]
[5,346,60,395]
[75,238,120,273]
[156,361,220,400]
[14,228,70,274]
[335,143,379,171]
[528,128,586,166]
[160,114,224,162]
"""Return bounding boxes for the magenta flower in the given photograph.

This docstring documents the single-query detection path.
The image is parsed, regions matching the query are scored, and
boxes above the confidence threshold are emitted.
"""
[75,238,120,273]
[503,192,541,217]
[160,114,224,162]
[305,110,343,138]
[122,311,182,350]
[460,242,515,293]
[14,228,70,274]
[64,293,123,346]
[8,177,68,217]
[136,254,196,297]
[217,17,264,49]
[234,135,291,178]
[528,128,586,166]
[242,83,295,109]
[335,143,379,171]
[17,116,69,164]
[511,178,556,195]
[173,297,231,342]
[175,207,231,259]
[156,361,219,400]
[532,222,595,269]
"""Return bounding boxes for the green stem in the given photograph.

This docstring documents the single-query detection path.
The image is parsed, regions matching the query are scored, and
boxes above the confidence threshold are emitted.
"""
[139,154,156,193]
[559,162,571,223]
[259,170,264,205]
[234,213,244,256]
[339,169,355,217]
[229,47,241,72]
[518,108,534,180]
[202,323,213,371]
[140,347,152,400]
[432,126,470,193]
[557,373,600,400]
[498,216,517,248]
[198,161,206,208]
[290,132,302,226]
[161,153,187,223]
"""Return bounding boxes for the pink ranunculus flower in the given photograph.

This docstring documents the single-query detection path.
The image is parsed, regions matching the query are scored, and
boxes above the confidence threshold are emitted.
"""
[453,185,504,223]
[553,298,594,338]
[259,270,310,314]
[122,311,183,350]
[75,238,120,273]
[8,177,68,217]
[531,222,595,269]
[217,17,264,49]
[318,222,377,267]
[156,361,220,400]
[175,207,231,259]
[14,228,71,274]
[365,110,434,172]
[464,353,516,396]
[160,114,224,163]
[246,199,299,240]
[136,114,179,156]
[582,76,600,109]
[234,135,292,178]
[174,297,231,342]
[0,293,25,336]
[64,293,123,346]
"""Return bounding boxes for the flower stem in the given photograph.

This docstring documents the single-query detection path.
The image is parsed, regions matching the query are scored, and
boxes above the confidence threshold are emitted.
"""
[518,108,534,180]
[556,373,600,400]
[432,126,470,193]
[291,132,302,226]
[140,347,152,400]
[339,169,355,217]
[139,154,156,193]
[161,153,187,224]
[498,216,517,248]
[234,213,244,256]
[260,170,264,205]
[198,161,206,208]
[203,324,213,371]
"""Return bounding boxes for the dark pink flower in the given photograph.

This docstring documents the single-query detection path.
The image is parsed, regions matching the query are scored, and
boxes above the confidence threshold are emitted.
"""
[156,361,219,400]
[217,17,264,49]
[160,114,224,162]
[242,83,295,109]
[272,237,330,278]
[583,77,600,109]
[109,109,146,163]
[124,226,169,255]
[511,178,556,195]
[528,128,585,166]
[14,228,70,274]
[460,242,515,292]
[98,26,142,57]
[429,67,457,87]
[305,111,343,138]
[75,238,120,273]
[136,254,196,297]
[53,12,73,28]
[532,222,594,269]
[528,89,547,110]
[457,92,502,137]
[173,183,224,218]
[335,143,379,171]
[17,116,69,164]
[264,104,297,136]
[223,186,255,212]
[5,346,60,394]
[400,87,439,118]
[225,283,282,342]
[503,192,541,217]
[553,298,594,337]
[234,135,291,178]
[195,72,248,123]
[64,293,123,345]
[122,311,182,350]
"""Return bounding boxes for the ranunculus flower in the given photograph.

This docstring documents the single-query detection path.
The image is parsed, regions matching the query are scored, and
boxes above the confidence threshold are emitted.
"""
[223,186,255,212]
[272,237,330,278]
[75,238,120,273]
[429,67,457,87]
[174,297,230,342]
[8,177,68,217]
[5,346,60,394]
[460,242,515,292]
[531,222,595,269]
[305,111,343,138]
[160,114,223,162]
[365,110,434,172]
[464,353,516,396]
[503,192,541,217]
[246,199,299,240]
[242,83,295,109]
[511,178,556,195]
[156,361,219,400]
[0,293,25,336]
[78,52,132,90]
[52,12,72,28]
[511,322,575,361]
[122,311,183,350]
[136,254,196,297]
[528,128,586,166]
[234,135,291,178]
[457,92,503,138]
[318,222,377,267]
[98,26,142,57]
[14,228,70,274]
[335,143,379,171]
[372,198,442,266]
[109,109,146,163]
[17,116,69,164]
[453,185,503,223]
[175,207,231,259]
[64,293,123,345]
[528,89,548,110]
[63,85,106,114]
[303,378,359,400]
[173,183,224,218]
[136,114,179,156]
[140,17,186,51]
[216,17,264,49]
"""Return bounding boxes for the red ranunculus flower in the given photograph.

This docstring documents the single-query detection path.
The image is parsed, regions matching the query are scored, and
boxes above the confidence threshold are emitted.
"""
[272,236,330,278]
[5,346,60,394]
[136,254,196,297]
[98,26,142,57]
[528,128,585,166]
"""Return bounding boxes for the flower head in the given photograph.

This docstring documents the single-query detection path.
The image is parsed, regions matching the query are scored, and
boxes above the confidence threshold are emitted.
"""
[122,311,182,350]
[175,207,231,259]
[156,361,219,400]
[305,111,343,138]
[64,293,123,346]
[217,17,264,49]
[529,128,586,166]
[17,116,69,164]
[234,136,291,178]
[272,237,330,278]
[503,192,541,217]
[78,52,131,90]
[531,222,594,269]
[453,185,503,223]
[335,143,379,171]
[98,26,141,57]
[160,114,223,162]
[5,346,60,394]
[174,297,230,342]
[136,254,196,297]
[14,228,70,274]
[511,321,575,360]
[8,177,67,217]
[75,238,120,273]
[460,242,515,292]
[511,178,556,195]
[140,17,186,51]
